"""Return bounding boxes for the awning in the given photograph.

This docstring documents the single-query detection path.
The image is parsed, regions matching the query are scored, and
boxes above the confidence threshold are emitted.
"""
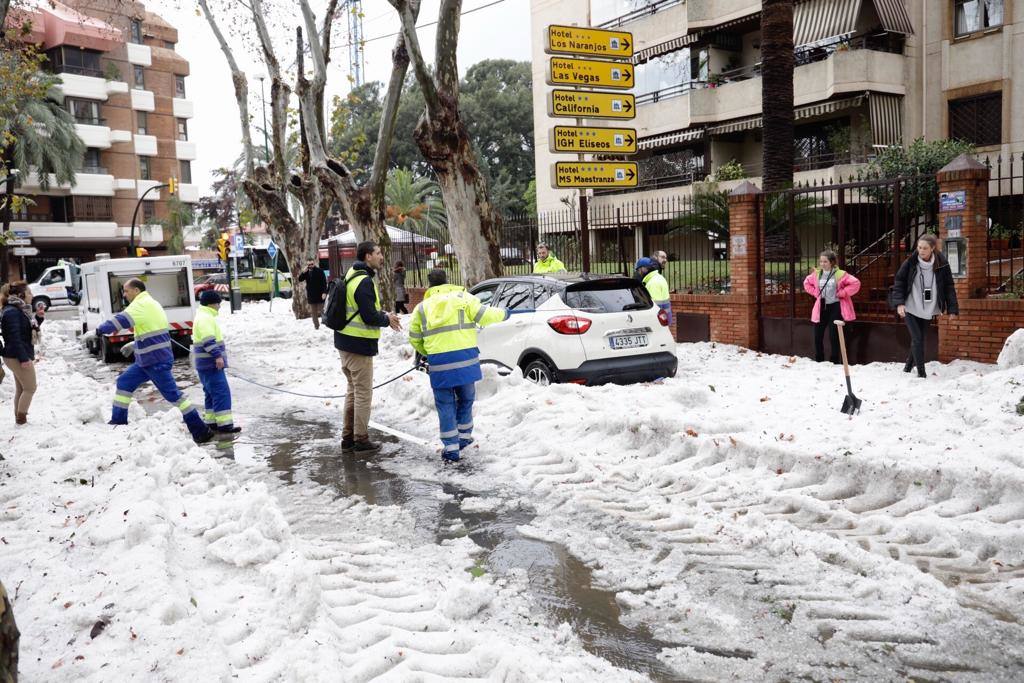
[871,0,914,34]
[706,94,867,135]
[794,0,863,46]
[638,128,705,150]
[633,33,699,65]
[868,93,902,146]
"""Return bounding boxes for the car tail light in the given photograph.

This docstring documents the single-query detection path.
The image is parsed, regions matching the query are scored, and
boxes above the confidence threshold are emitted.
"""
[547,315,592,335]
[657,308,670,327]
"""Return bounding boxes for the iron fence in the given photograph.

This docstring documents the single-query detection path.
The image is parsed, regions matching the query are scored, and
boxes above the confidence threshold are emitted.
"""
[984,153,1024,297]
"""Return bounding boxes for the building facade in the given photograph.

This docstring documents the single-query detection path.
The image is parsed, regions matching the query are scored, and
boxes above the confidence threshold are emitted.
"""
[6,0,197,281]
[531,0,1022,252]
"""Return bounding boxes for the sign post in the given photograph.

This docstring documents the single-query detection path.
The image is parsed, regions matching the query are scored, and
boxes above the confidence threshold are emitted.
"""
[267,240,279,312]
[230,233,244,313]
[545,24,637,274]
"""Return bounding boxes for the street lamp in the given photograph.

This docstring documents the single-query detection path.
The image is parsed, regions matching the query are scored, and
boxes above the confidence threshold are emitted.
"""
[257,75,270,162]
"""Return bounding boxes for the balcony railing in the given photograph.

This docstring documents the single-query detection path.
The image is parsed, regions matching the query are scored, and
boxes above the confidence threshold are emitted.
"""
[636,80,705,106]
[73,115,106,126]
[11,212,56,223]
[77,165,108,175]
[55,65,104,78]
[596,0,683,28]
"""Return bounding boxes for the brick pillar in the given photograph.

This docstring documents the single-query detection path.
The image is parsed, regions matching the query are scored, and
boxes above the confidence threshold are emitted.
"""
[935,154,990,362]
[726,181,761,350]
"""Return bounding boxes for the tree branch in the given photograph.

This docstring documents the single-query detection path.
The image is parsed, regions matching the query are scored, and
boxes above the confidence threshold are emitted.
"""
[435,0,461,96]
[388,0,439,116]
[249,0,289,185]
[197,0,254,176]
[298,0,326,90]
[367,33,411,219]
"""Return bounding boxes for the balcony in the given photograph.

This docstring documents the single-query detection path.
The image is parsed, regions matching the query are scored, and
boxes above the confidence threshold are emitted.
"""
[69,173,115,196]
[134,134,158,156]
[77,165,108,175]
[56,72,128,101]
[172,97,194,119]
[74,123,111,149]
[178,183,200,203]
[130,89,154,112]
[175,140,197,161]
[126,42,152,67]
[685,0,760,30]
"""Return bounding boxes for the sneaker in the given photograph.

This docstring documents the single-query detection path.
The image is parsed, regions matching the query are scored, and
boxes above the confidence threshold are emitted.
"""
[352,440,381,454]
[341,438,355,453]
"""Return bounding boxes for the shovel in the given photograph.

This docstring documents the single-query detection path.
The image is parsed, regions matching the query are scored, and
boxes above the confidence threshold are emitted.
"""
[834,321,862,415]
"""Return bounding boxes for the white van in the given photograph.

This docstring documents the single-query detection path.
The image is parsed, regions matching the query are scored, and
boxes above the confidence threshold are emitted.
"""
[78,255,196,363]
[29,261,82,309]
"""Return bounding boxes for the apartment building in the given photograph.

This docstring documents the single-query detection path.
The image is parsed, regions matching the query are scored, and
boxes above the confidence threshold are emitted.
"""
[6,0,197,281]
[531,0,1021,245]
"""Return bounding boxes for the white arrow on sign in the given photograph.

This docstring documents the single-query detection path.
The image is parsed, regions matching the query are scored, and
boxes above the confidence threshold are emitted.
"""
[13,247,39,256]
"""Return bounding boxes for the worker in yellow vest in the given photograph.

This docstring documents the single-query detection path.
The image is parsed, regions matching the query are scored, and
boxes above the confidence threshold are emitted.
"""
[334,241,401,454]
[533,242,566,274]
[408,269,508,462]
[636,257,672,325]
[191,290,240,433]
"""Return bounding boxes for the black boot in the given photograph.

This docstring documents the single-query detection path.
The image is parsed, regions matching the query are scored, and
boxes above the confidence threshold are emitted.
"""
[916,364,927,378]
[903,357,914,373]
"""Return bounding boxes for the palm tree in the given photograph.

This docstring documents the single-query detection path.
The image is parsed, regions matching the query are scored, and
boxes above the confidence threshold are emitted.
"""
[761,0,795,191]
[384,168,447,239]
[669,190,829,239]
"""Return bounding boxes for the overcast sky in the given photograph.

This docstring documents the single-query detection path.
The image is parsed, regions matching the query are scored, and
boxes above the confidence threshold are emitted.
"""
[160,0,532,196]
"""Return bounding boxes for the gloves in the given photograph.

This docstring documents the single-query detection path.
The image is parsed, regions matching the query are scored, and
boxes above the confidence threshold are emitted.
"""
[120,342,135,358]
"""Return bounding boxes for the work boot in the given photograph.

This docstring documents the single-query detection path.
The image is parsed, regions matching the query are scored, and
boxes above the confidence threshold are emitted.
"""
[341,437,355,453]
[442,451,461,463]
[459,437,475,451]
[916,364,927,379]
[15,413,26,425]
[218,426,242,434]
[352,440,380,455]
[903,357,914,373]
[193,429,215,445]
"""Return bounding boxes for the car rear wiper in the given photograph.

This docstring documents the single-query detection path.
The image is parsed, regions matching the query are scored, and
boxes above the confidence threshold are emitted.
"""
[622,303,648,311]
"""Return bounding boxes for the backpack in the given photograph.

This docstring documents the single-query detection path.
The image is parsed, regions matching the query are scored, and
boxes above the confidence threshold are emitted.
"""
[321,272,362,332]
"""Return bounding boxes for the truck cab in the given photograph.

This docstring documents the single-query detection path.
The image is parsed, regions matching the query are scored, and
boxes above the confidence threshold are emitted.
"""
[28,261,81,310]
[78,255,196,363]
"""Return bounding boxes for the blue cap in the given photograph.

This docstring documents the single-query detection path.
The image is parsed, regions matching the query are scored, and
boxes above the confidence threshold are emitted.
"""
[635,257,656,270]
[199,290,222,306]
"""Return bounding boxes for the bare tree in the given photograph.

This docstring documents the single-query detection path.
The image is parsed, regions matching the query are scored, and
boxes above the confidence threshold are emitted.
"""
[388,0,503,286]
[198,0,414,316]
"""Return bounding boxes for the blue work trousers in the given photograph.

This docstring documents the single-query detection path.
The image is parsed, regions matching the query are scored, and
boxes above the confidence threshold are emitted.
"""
[432,383,476,459]
[111,361,209,440]
[198,368,234,431]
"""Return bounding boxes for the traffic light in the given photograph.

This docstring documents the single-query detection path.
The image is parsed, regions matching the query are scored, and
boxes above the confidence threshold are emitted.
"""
[217,233,229,261]
[167,176,177,196]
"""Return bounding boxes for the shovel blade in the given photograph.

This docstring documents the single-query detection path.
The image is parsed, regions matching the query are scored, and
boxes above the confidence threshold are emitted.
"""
[840,395,862,415]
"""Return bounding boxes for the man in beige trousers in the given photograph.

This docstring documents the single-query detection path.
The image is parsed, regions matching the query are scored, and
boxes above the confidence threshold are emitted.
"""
[332,241,401,454]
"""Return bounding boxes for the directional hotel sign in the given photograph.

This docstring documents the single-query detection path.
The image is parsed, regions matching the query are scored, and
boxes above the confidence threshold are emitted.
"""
[552,162,639,189]
[548,57,634,89]
[548,89,635,120]
[550,125,637,154]
[546,25,633,59]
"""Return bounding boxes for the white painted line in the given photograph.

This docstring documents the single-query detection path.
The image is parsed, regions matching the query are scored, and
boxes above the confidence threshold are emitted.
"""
[369,420,434,448]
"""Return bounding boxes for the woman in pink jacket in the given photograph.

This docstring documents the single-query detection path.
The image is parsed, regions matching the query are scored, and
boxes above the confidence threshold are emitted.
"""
[803,250,861,364]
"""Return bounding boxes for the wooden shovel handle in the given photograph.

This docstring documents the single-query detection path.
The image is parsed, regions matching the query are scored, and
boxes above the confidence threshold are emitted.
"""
[834,320,851,377]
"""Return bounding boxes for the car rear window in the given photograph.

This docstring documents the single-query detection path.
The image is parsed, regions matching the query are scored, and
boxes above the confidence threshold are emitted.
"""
[564,279,652,313]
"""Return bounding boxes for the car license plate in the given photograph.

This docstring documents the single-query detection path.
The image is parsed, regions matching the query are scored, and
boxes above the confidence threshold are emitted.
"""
[610,334,648,350]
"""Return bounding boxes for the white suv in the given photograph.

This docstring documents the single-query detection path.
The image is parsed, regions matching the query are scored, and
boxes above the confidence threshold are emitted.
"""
[469,274,677,385]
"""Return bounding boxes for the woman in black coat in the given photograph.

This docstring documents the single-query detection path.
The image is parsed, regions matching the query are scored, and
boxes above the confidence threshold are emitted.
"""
[1,281,43,424]
[890,234,959,378]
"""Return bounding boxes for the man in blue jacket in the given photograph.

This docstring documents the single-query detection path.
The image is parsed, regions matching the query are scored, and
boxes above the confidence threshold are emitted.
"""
[96,278,213,444]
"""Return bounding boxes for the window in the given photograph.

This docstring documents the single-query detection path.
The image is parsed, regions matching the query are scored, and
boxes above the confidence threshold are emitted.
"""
[164,40,175,50]
[494,282,535,311]
[635,48,695,101]
[80,148,103,173]
[133,65,145,90]
[66,97,102,125]
[949,93,1002,147]
[130,19,142,44]
[472,285,500,306]
[954,0,1003,36]
[136,110,148,135]
[139,157,151,180]
[179,160,192,184]
[142,200,155,222]
[39,269,66,286]
[46,46,102,77]
[175,75,186,98]
[70,196,113,221]
[176,118,188,141]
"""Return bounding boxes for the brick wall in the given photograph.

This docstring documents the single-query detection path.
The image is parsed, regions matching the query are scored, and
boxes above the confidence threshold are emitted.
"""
[670,294,755,346]
[939,298,1024,363]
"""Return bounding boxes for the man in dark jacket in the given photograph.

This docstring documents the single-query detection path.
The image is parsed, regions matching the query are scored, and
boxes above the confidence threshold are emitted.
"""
[334,241,401,453]
[297,259,329,329]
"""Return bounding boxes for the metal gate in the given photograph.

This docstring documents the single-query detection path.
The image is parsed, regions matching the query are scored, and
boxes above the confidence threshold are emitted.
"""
[757,175,940,364]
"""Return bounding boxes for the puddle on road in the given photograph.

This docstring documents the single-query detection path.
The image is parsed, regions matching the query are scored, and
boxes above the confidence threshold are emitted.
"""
[228,414,691,682]
[70,354,197,415]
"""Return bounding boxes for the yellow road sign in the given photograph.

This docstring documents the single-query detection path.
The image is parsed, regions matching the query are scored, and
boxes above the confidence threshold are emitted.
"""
[546,25,633,59]
[550,125,637,154]
[548,57,634,89]
[552,162,639,189]
[548,90,635,120]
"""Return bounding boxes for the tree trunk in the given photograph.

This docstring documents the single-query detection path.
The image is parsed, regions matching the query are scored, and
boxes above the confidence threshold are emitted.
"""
[761,0,795,192]
[413,102,502,286]
[1,145,16,283]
